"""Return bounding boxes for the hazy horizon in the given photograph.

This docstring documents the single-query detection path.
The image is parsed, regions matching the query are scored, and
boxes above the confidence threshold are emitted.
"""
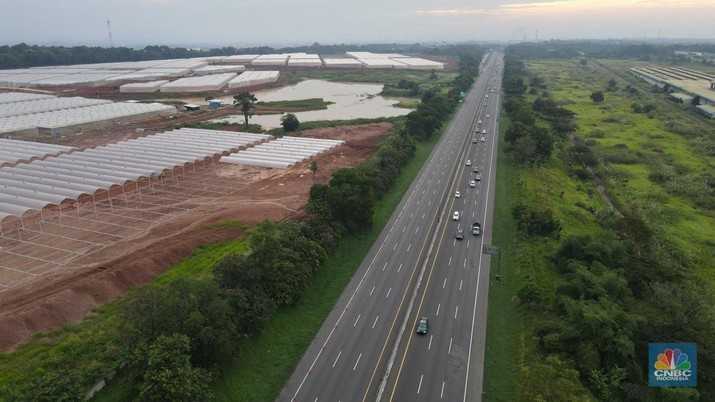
[2,0,714,48]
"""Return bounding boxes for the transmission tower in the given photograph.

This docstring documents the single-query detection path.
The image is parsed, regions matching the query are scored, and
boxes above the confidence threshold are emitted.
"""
[106,19,114,48]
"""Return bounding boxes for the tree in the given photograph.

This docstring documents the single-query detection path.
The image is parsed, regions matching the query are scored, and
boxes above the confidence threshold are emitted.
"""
[309,160,318,177]
[590,91,605,103]
[233,92,257,127]
[429,70,438,80]
[691,95,701,106]
[281,113,300,132]
[607,78,618,91]
[326,168,375,230]
[138,334,214,402]
[121,278,238,367]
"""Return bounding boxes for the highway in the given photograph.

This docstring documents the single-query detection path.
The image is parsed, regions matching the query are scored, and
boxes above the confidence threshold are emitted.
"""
[279,51,504,402]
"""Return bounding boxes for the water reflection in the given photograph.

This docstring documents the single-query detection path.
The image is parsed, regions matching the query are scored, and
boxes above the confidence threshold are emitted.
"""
[209,79,410,129]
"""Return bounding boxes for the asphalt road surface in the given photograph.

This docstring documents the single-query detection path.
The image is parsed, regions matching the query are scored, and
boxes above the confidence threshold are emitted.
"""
[279,51,504,402]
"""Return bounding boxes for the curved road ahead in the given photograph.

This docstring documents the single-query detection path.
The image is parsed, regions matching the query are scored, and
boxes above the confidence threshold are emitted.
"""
[279,51,504,402]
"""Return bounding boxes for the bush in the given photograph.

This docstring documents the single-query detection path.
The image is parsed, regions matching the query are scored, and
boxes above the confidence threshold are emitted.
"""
[137,334,214,402]
[280,113,300,131]
[512,204,562,238]
[121,278,238,368]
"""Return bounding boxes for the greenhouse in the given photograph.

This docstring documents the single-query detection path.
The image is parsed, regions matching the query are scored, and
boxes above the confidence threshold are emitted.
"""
[0,138,74,167]
[0,96,112,118]
[227,71,280,89]
[0,128,270,224]
[158,73,237,93]
[221,136,343,168]
[0,102,176,134]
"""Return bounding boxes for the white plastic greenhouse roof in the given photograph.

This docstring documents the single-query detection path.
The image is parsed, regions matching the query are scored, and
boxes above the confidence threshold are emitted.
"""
[219,55,259,64]
[0,102,176,134]
[0,128,271,221]
[0,138,74,167]
[193,65,246,75]
[159,73,237,93]
[0,97,112,118]
[119,80,170,93]
[323,58,364,68]
[0,92,56,104]
[227,71,280,89]
[221,136,344,169]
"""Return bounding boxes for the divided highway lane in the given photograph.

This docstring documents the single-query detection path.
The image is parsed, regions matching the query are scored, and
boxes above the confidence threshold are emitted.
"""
[386,52,504,402]
[279,52,499,402]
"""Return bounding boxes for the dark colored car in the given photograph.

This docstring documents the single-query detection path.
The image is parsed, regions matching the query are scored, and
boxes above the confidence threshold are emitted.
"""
[456,229,465,240]
[472,222,482,236]
[416,317,429,335]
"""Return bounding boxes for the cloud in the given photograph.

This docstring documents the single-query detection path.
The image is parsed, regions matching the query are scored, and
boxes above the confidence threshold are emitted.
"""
[416,0,715,17]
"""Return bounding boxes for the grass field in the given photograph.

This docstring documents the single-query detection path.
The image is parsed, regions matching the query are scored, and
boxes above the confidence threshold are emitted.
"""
[212,130,441,402]
[256,97,333,112]
[484,57,715,401]
[528,59,715,280]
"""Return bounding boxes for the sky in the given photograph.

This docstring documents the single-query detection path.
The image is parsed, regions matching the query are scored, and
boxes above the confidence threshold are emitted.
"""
[1,0,714,47]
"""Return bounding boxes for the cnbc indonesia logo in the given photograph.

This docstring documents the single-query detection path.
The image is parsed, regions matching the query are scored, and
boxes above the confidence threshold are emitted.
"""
[649,343,697,387]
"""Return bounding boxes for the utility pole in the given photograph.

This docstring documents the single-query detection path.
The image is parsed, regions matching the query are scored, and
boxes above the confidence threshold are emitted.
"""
[106,19,114,48]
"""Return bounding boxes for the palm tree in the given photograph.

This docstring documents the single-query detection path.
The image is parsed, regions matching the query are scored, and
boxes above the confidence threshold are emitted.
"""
[233,92,257,128]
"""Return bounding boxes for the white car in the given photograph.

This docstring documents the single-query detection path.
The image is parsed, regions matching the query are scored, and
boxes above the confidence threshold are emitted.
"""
[476,174,482,181]
[482,129,487,134]
[452,211,460,221]
[478,119,482,125]
[455,191,461,198]
[486,114,491,118]
[469,180,477,188]
[480,136,486,142]
[466,160,472,166]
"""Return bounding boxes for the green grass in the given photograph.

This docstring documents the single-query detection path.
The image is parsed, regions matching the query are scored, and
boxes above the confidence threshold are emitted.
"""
[213,133,441,402]
[485,57,715,402]
[256,98,333,112]
[528,59,715,280]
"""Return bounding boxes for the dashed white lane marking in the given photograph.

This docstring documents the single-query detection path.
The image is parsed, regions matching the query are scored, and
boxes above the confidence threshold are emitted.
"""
[370,285,376,296]
[397,263,404,273]
[449,337,453,353]
[386,287,392,298]
[354,314,361,327]
[428,335,433,350]
[441,381,446,399]
[443,277,447,288]
[448,256,452,266]
[332,351,342,368]
[372,315,380,329]
[353,353,362,371]
[455,305,459,319]
[417,374,424,394]
[436,303,441,317]
[459,279,463,291]
[407,243,412,252]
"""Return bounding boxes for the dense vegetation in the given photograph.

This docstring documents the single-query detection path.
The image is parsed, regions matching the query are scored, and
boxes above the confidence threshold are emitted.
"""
[0,49,482,401]
[507,40,715,64]
[485,50,715,402]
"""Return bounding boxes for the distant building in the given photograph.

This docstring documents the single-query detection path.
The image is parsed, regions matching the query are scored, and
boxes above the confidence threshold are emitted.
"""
[696,104,715,119]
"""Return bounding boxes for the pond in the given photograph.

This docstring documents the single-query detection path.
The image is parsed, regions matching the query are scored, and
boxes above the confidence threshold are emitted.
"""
[208,79,411,129]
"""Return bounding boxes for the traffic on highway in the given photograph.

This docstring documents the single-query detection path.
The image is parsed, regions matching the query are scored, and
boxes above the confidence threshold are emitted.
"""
[280,51,504,402]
